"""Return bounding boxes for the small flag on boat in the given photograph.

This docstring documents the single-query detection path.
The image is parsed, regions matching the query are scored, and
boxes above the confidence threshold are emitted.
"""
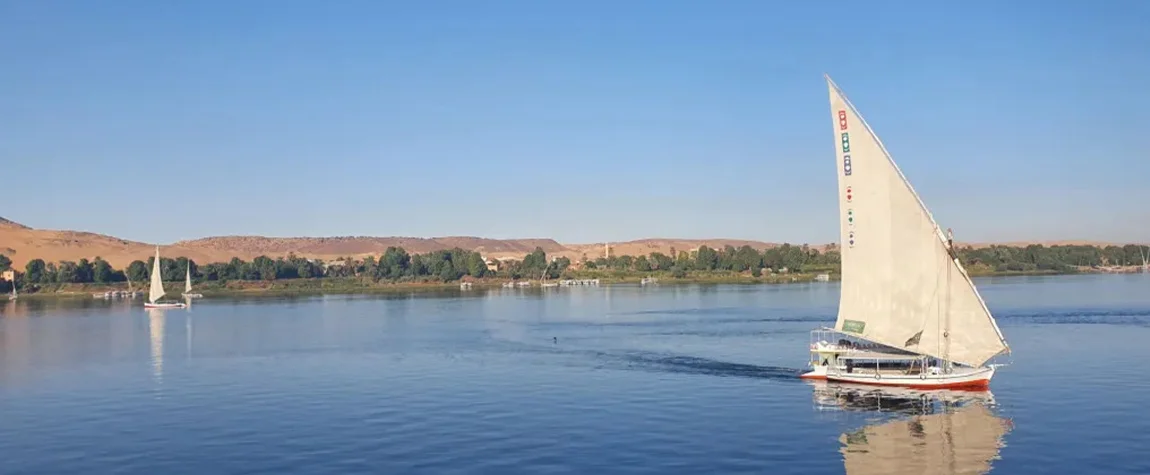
[904,330,923,347]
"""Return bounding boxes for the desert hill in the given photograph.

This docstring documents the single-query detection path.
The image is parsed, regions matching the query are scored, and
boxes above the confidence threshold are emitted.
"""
[0,217,1130,270]
[0,218,789,269]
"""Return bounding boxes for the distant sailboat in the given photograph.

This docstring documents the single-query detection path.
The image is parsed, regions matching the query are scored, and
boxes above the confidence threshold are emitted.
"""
[181,265,203,299]
[8,279,15,301]
[1141,245,1149,273]
[801,76,1009,389]
[541,261,558,287]
[144,247,186,309]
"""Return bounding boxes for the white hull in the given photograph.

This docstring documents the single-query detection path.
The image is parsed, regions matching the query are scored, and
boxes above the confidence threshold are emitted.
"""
[802,365,994,390]
[181,293,203,299]
[144,302,186,309]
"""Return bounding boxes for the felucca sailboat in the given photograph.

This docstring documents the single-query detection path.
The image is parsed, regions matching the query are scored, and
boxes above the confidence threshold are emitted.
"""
[181,265,203,299]
[144,247,186,309]
[801,76,1009,389]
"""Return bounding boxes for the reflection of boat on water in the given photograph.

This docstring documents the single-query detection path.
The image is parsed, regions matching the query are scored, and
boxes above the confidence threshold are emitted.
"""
[147,308,165,385]
[813,382,1012,475]
[811,381,996,415]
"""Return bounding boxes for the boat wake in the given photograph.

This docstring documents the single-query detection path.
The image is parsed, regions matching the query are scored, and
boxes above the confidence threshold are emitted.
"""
[598,352,803,381]
[494,339,803,381]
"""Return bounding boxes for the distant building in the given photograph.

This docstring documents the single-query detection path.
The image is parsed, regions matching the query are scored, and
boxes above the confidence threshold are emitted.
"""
[1,270,16,282]
[484,258,500,272]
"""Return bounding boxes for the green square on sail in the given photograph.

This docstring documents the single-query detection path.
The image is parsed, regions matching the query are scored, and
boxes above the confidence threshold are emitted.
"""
[842,319,866,333]
[841,133,850,153]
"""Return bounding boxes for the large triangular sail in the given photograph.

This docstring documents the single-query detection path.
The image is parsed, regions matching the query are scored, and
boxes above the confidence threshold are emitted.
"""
[826,76,1008,367]
[149,247,165,304]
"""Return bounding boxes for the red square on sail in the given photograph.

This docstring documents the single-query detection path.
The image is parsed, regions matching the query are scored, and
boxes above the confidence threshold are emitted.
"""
[838,110,848,130]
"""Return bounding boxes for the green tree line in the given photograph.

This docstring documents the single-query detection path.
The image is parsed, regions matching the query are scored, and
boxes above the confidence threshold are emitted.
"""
[0,246,573,288]
[582,243,839,278]
[958,244,1148,273]
[1,243,1146,290]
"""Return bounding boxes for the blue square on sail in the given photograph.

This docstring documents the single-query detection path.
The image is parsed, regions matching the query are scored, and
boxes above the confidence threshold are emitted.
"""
[843,155,852,176]
[841,133,850,153]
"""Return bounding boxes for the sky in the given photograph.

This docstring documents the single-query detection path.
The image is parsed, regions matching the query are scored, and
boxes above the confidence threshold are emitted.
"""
[1,0,1148,245]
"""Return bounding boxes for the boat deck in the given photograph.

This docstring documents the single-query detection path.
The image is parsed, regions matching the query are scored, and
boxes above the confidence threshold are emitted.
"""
[833,350,925,361]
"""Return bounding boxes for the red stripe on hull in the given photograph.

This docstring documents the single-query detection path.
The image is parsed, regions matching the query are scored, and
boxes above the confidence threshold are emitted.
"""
[826,377,990,391]
[799,373,827,380]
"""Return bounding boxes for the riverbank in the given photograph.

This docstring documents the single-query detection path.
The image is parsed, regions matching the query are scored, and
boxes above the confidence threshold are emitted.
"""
[5,267,1099,299]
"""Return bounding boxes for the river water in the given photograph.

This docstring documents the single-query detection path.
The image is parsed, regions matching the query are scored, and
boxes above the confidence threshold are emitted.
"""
[1,274,1148,474]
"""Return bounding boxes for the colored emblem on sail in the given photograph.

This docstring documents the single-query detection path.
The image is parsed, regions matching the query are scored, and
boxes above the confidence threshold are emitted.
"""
[845,186,852,202]
[843,154,852,176]
[848,231,855,247]
[841,132,850,153]
[847,209,854,226]
[838,110,848,130]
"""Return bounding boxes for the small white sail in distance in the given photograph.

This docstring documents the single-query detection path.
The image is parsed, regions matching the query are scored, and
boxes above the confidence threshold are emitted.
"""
[825,75,1009,368]
[149,247,165,304]
[185,265,192,294]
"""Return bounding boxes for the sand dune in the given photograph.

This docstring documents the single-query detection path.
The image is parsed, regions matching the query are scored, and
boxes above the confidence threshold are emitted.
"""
[0,218,784,269]
[0,217,1131,270]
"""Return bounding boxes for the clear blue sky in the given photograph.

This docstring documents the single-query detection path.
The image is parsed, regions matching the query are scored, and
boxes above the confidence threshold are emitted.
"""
[2,0,1147,245]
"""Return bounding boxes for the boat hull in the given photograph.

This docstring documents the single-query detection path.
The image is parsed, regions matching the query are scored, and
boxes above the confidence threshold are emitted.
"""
[802,366,994,390]
[144,302,186,309]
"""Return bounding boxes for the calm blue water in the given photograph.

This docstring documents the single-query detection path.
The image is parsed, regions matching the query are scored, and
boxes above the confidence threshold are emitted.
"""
[2,274,1149,474]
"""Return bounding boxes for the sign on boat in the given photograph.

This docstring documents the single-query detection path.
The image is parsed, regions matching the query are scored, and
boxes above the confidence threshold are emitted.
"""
[800,76,1010,389]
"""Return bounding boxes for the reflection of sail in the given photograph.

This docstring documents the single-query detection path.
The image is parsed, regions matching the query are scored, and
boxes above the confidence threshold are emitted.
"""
[815,383,1011,474]
[0,301,30,385]
[147,308,165,385]
[186,306,193,359]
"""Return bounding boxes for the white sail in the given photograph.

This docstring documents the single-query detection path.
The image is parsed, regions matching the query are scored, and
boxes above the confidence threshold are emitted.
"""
[149,247,165,304]
[185,265,192,294]
[826,76,1008,367]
